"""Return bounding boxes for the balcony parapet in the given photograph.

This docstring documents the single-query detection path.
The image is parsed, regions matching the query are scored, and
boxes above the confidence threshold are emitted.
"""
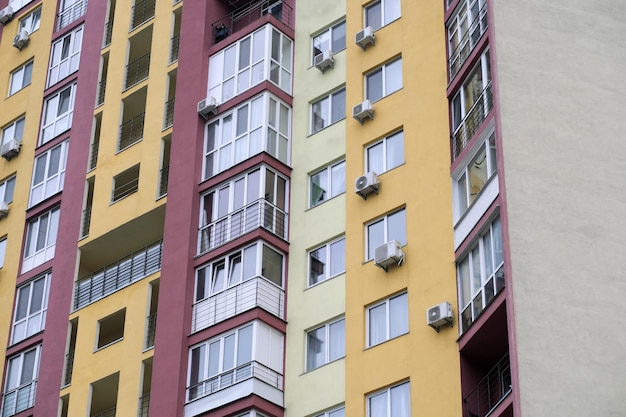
[452,81,493,161]
[1,380,37,417]
[463,353,511,417]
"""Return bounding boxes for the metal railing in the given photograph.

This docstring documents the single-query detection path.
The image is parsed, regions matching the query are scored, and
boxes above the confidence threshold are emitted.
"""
[130,0,156,30]
[63,351,75,386]
[103,19,113,47]
[169,34,180,64]
[463,354,511,417]
[145,313,157,348]
[112,176,139,202]
[80,207,91,238]
[211,0,293,45]
[187,361,282,402]
[125,53,151,89]
[163,98,175,129]
[192,277,284,333]
[448,2,488,81]
[92,407,116,417]
[1,380,37,417]
[198,198,288,255]
[137,394,150,417]
[57,0,87,31]
[158,166,169,197]
[97,78,106,106]
[74,240,163,310]
[118,113,145,150]
[451,81,493,160]
[89,139,99,170]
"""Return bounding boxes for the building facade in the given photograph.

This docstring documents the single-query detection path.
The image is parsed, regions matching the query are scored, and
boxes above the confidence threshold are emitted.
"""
[0,0,624,417]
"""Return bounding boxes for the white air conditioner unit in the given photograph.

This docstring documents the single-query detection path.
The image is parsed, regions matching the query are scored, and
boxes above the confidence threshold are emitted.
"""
[1,139,21,160]
[352,99,374,125]
[355,171,379,200]
[314,50,334,73]
[427,302,453,332]
[374,240,405,272]
[0,6,14,25]
[0,202,9,219]
[13,29,29,50]
[355,26,376,50]
[198,97,218,120]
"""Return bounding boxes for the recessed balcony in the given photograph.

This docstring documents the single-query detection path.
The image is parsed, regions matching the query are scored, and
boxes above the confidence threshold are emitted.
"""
[463,353,512,417]
[57,0,87,31]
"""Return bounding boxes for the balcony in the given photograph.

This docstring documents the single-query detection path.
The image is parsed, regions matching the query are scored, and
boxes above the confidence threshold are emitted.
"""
[63,351,75,387]
[74,240,163,310]
[198,198,288,255]
[449,2,488,81]
[138,394,149,417]
[169,34,180,64]
[145,313,157,349]
[163,98,175,129]
[192,277,284,333]
[119,112,145,150]
[158,166,169,198]
[452,81,493,160]
[103,19,113,47]
[463,354,511,417]
[97,79,106,106]
[211,0,293,45]
[1,380,37,417]
[125,53,151,89]
[131,0,156,30]
[57,0,87,31]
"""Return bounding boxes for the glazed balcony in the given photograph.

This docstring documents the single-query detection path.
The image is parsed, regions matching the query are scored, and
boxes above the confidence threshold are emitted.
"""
[1,380,37,417]
[448,1,488,82]
[452,81,493,160]
[211,0,293,44]
[463,354,512,417]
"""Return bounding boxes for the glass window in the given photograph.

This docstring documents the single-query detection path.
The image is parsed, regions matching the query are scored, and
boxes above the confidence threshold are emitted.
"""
[367,292,408,347]
[309,160,346,207]
[364,0,401,31]
[311,88,346,134]
[0,176,16,205]
[306,317,345,371]
[40,83,77,145]
[0,238,6,268]
[18,6,41,34]
[447,0,488,79]
[2,345,41,416]
[366,208,406,260]
[366,58,402,102]
[29,141,69,207]
[312,20,346,63]
[47,26,83,88]
[315,406,345,417]
[367,381,410,417]
[11,273,50,345]
[9,61,33,96]
[366,130,404,174]
[1,117,25,149]
[23,207,60,273]
[308,236,345,286]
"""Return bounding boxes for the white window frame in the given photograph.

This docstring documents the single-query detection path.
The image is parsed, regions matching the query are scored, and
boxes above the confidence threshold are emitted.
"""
[310,88,346,134]
[306,317,345,371]
[312,20,346,64]
[22,207,60,273]
[309,160,346,208]
[40,83,77,145]
[18,6,41,34]
[365,57,402,103]
[366,292,408,347]
[367,381,411,417]
[365,130,404,175]
[2,344,41,417]
[447,0,487,71]
[11,273,50,345]
[364,0,401,31]
[0,237,6,269]
[457,216,504,333]
[451,49,491,134]
[1,116,25,148]
[9,61,33,96]
[308,236,345,286]
[29,141,69,207]
[203,92,291,180]
[0,176,16,204]
[314,405,345,417]
[47,25,83,88]
[365,208,406,261]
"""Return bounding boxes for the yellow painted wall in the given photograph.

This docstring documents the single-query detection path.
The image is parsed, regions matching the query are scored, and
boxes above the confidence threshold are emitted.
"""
[284,0,347,415]
[344,0,461,415]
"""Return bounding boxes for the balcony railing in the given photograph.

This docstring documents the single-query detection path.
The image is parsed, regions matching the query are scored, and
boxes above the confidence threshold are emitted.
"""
[81,206,92,238]
[463,354,511,417]
[198,198,288,255]
[125,53,151,89]
[211,0,293,45]
[448,2,488,81]
[112,175,139,202]
[63,351,75,387]
[74,240,163,310]
[119,113,145,150]
[192,277,284,333]
[89,139,99,170]
[163,98,175,129]
[103,19,113,47]
[452,81,493,160]
[1,380,37,417]
[169,34,180,64]
[187,361,282,402]
[138,394,150,417]
[57,0,87,31]
[145,313,157,349]
[131,0,156,30]
[97,79,106,106]
[158,166,169,197]
[92,407,116,417]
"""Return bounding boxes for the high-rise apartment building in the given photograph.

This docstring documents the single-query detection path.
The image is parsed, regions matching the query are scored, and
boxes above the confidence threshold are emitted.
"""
[0,1,624,417]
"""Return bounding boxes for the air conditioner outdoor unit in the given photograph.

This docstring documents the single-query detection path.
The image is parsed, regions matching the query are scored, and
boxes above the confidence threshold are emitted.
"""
[355,26,376,50]
[1,140,21,160]
[197,97,218,119]
[352,99,374,125]
[13,29,29,50]
[355,171,379,200]
[314,50,334,73]
[0,202,9,219]
[427,302,453,332]
[374,240,405,272]
[0,6,14,25]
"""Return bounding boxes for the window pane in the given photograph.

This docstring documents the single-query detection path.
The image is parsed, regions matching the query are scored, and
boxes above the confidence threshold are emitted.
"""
[329,239,345,277]
[331,162,346,197]
[368,303,386,346]
[237,325,253,365]
[238,38,251,70]
[223,334,235,370]
[242,245,257,279]
[390,382,411,417]
[385,58,403,95]
[366,2,382,31]
[29,278,45,314]
[386,131,404,170]
[236,104,249,136]
[384,0,402,24]
[309,246,327,285]
[366,69,383,102]
[331,89,346,124]
[492,217,503,266]
[329,319,345,361]
[207,341,220,377]
[468,146,488,203]
[262,245,283,286]
[313,30,329,57]
[368,391,386,417]
[310,170,328,206]
[367,142,384,174]
[387,209,407,246]
[389,293,408,338]
[458,257,471,307]
[331,22,346,52]
[367,219,384,259]
[312,97,329,133]
[15,286,30,321]
[20,349,37,383]
[307,326,325,370]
